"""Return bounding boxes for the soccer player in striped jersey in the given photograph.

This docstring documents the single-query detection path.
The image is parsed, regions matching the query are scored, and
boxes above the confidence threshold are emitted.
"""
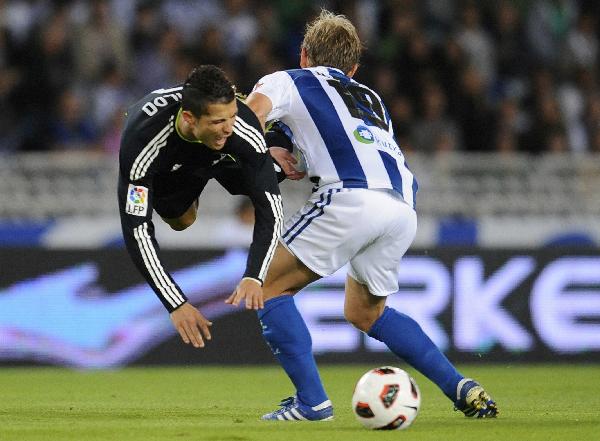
[232,11,498,421]
[118,65,283,348]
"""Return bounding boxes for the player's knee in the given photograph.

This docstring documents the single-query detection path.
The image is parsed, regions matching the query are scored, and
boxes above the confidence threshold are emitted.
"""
[168,222,188,231]
[262,275,301,300]
[263,288,298,302]
[344,308,377,333]
[165,213,196,231]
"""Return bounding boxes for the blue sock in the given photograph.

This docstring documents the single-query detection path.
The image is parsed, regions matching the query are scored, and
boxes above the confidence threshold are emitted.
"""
[368,306,463,401]
[257,296,329,407]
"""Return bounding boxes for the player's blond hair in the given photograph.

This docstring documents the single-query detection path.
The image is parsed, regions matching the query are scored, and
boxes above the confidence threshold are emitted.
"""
[301,10,362,74]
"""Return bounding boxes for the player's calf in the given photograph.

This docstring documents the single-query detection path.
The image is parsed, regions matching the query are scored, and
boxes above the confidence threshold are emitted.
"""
[344,276,387,332]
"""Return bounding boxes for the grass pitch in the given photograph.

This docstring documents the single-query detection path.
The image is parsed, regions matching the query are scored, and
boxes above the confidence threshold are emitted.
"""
[0,364,598,441]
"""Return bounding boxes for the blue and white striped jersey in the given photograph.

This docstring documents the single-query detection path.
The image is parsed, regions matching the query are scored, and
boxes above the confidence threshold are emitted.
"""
[254,66,418,208]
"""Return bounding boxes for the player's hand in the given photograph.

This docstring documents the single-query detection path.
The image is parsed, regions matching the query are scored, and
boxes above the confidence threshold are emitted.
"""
[170,303,212,348]
[269,147,306,181]
[224,278,264,310]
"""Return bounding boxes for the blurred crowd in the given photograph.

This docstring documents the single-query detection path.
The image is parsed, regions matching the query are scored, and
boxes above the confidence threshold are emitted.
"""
[1,0,599,155]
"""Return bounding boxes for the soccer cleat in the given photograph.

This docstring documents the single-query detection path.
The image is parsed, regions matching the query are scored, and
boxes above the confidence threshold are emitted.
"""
[261,396,334,421]
[454,378,499,418]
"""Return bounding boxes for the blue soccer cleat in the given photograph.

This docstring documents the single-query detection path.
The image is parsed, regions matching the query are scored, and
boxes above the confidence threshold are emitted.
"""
[261,396,334,421]
[454,378,499,418]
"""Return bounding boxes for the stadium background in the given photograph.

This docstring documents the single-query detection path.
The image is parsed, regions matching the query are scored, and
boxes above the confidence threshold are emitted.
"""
[1,0,599,369]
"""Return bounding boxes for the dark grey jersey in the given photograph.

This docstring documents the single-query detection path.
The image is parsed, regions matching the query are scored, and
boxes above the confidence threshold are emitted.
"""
[118,86,283,312]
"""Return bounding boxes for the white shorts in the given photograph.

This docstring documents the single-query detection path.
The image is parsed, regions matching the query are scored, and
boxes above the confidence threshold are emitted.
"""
[280,188,417,296]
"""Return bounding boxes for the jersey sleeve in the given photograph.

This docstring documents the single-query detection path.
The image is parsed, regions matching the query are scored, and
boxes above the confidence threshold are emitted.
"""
[118,130,188,313]
[251,71,294,121]
[230,111,284,284]
[265,121,294,182]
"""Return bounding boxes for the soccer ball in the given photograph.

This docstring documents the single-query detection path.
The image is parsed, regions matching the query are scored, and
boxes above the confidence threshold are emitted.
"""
[351,366,421,430]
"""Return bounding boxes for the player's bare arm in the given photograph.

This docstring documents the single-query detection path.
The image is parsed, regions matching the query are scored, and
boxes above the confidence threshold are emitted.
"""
[245,91,272,130]
[247,92,305,180]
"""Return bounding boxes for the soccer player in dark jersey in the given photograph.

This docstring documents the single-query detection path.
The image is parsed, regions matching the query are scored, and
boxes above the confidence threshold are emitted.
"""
[118,65,283,348]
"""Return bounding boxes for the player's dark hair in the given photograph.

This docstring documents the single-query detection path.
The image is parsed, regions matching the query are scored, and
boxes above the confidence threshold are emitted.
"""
[182,65,236,116]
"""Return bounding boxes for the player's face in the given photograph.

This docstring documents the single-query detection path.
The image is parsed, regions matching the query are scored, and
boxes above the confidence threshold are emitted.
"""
[192,100,238,150]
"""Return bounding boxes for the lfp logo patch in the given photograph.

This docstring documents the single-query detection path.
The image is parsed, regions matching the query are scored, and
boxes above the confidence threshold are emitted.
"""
[126,184,149,217]
[353,125,375,144]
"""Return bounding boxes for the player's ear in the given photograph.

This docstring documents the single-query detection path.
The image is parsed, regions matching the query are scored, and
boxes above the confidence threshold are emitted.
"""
[182,110,196,125]
[300,47,309,68]
[347,64,359,78]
